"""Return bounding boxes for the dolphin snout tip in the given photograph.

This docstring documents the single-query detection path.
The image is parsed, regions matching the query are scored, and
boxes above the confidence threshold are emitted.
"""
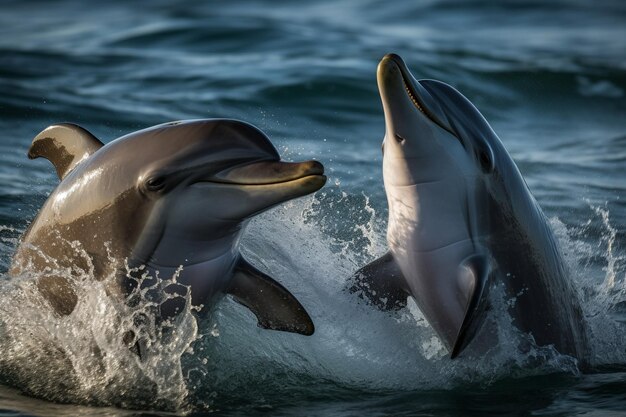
[381,53,403,63]
[300,160,326,191]
[302,160,324,176]
[379,53,406,70]
[377,53,405,83]
[305,174,327,191]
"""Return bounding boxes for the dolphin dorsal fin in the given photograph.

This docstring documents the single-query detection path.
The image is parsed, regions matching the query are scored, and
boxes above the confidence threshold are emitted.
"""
[28,123,104,180]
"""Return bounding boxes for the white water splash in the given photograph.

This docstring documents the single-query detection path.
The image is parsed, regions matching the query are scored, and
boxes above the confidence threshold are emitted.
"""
[180,193,609,407]
[551,203,626,367]
[0,242,198,411]
[0,195,623,411]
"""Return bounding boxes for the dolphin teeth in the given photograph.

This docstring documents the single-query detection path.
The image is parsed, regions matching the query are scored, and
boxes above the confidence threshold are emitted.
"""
[403,80,425,114]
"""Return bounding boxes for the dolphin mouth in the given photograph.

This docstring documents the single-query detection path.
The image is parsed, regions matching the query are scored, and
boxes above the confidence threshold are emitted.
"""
[378,53,454,135]
[194,159,326,187]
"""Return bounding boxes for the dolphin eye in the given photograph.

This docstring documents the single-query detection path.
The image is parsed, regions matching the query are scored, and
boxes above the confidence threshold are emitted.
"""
[394,134,406,144]
[146,176,167,191]
[478,150,494,173]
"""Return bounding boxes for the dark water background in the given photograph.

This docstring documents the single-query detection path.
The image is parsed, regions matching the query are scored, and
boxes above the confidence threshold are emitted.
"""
[0,0,625,415]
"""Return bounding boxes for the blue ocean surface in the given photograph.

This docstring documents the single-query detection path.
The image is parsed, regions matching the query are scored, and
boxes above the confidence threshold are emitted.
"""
[0,0,625,415]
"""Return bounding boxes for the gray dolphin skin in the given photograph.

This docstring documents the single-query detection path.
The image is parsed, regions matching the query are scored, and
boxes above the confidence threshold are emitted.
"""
[351,54,588,360]
[11,119,326,336]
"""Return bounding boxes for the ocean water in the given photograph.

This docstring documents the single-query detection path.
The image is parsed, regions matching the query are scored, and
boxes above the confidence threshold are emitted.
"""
[0,0,625,415]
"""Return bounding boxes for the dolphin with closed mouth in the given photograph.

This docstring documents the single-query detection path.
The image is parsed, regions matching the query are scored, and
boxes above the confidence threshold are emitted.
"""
[351,54,588,360]
[11,119,326,336]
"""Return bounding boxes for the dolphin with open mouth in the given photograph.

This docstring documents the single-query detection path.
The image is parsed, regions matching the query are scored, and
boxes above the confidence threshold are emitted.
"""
[12,119,326,336]
[351,54,588,360]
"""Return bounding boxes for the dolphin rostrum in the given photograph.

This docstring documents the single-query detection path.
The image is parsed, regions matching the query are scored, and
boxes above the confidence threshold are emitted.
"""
[11,119,326,336]
[351,54,588,360]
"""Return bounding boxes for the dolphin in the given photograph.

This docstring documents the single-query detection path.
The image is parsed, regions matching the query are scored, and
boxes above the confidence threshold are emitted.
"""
[11,119,326,336]
[351,54,588,360]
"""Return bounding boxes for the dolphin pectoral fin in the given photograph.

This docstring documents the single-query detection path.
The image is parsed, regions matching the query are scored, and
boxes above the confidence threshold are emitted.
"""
[450,254,491,359]
[226,257,315,335]
[37,275,78,316]
[348,252,408,310]
[28,123,104,180]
